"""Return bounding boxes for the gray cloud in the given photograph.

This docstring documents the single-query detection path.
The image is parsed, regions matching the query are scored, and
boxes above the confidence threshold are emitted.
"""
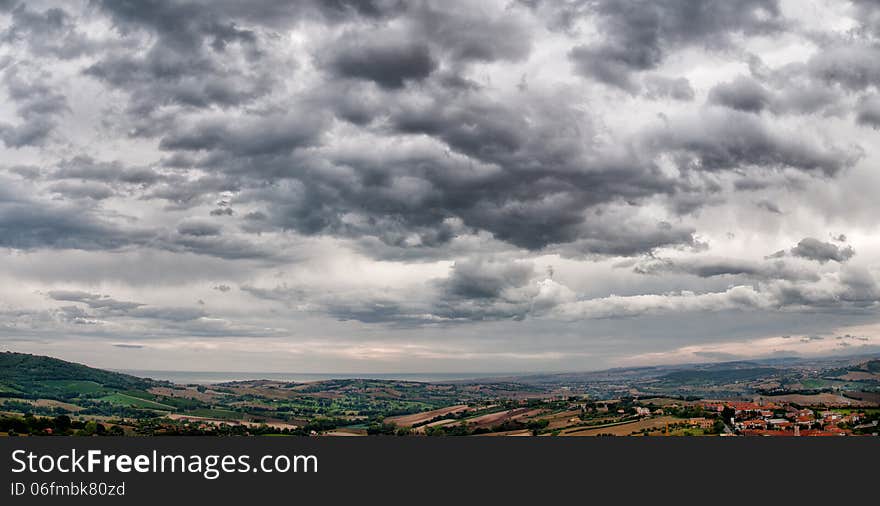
[646,109,859,177]
[323,37,437,89]
[856,95,880,129]
[442,257,535,300]
[177,220,222,237]
[568,0,784,91]
[0,66,68,147]
[633,256,820,282]
[158,113,326,161]
[790,237,855,263]
[411,2,532,64]
[807,44,880,92]
[1,4,98,59]
[708,76,772,113]
[53,156,166,186]
[0,176,148,251]
[47,181,115,201]
[46,290,208,324]
[47,290,144,312]
[643,75,695,101]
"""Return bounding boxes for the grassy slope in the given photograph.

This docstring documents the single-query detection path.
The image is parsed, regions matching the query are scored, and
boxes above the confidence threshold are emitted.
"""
[0,351,155,401]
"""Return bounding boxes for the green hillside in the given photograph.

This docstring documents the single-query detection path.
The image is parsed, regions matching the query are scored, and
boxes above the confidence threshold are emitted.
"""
[0,351,154,399]
[658,367,779,386]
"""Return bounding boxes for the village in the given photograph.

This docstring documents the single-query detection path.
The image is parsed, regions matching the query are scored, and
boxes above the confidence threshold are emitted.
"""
[694,401,878,437]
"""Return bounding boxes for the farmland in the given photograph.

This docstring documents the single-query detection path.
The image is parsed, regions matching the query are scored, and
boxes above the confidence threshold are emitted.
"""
[1,351,878,437]
[385,405,470,427]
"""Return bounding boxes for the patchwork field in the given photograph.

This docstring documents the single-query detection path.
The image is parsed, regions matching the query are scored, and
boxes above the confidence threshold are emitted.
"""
[755,393,874,406]
[99,392,175,410]
[561,416,678,437]
[385,404,470,427]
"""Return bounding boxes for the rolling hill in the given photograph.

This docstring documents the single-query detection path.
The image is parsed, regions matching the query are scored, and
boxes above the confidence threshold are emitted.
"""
[0,351,156,399]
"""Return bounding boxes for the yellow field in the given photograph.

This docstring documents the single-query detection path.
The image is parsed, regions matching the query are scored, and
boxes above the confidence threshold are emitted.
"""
[560,416,679,436]
[385,404,470,427]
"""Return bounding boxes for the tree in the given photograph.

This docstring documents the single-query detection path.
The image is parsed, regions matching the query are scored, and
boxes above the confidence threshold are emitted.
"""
[721,407,736,424]
[53,415,72,433]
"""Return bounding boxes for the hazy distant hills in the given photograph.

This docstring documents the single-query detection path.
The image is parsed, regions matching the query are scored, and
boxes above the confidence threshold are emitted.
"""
[1,350,878,405]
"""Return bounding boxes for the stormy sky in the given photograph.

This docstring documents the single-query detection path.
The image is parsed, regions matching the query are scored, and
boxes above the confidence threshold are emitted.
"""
[1,0,880,373]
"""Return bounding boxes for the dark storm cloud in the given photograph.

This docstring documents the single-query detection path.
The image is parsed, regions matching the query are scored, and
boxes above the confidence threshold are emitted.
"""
[647,110,859,177]
[16,0,841,263]
[0,177,149,251]
[143,175,242,208]
[98,0,406,32]
[177,220,222,237]
[86,0,411,124]
[53,156,166,186]
[567,0,784,91]
[84,48,272,114]
[199,64,854,259]
[410,2,532,64]
[851,0,880,35]
[1,4,98,59]
[0,66,69,147]
[442,258,535,299]
[157,230,283,261]
[242,256,880,325]
[708,76,772,113]
[856,95,880,129]
[158,113,326,160]
[47,290,144,311]
[0,174,283,262]
[324,38,437,89]
[242,257,547,324]
[47,290,207,322]
[806,44,880,92]
[85,0,275,123]
[197,84,701,257]
[790,237,855,263]
[557,219,699,257]
[633,256,820,282]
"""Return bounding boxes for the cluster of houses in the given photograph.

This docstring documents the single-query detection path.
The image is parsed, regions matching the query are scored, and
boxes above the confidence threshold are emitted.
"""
[699,401,869,436]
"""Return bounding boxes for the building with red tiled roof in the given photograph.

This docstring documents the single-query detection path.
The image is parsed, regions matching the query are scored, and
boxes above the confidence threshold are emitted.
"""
[740,419,767,429]
[741,429,792,437]
[800,428,849,437]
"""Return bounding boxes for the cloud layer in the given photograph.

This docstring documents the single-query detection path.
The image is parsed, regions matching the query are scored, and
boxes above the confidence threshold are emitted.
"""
[1,0,880,372]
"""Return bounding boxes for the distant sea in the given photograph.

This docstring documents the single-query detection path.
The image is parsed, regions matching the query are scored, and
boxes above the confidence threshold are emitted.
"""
[115,370,516,384]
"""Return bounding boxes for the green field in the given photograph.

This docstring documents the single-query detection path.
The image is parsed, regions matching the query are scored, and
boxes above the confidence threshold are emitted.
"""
[799,378,844,389]
[182,408,244,420]
[40,380,111,395]
[99,392,174,410]
[0,384,21,394]
[832,408,880,415]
